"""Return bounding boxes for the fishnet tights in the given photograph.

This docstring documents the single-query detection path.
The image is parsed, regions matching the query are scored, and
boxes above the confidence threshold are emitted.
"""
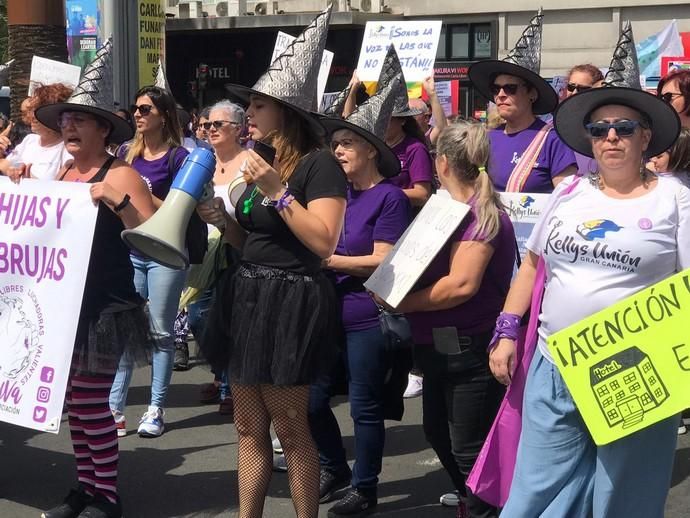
[232,384,319,518]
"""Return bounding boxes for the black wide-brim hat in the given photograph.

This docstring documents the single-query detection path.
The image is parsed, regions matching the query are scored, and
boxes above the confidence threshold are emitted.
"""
[320,117,400,178]
[468,60,558,115]
[35,102,134,144]
[225,84,326,138]
[553,87,681,158]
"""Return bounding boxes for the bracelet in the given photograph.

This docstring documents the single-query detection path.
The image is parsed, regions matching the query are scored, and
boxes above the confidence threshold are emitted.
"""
[487,312,522,352]
[270,190,295,213]
[113,193,131,213]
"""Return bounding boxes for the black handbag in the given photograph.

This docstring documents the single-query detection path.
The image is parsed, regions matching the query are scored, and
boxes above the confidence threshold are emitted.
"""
[377,305,413,351]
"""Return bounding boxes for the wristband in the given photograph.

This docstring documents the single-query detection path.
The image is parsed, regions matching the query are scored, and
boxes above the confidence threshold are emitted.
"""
[487,312,522,352]
[270,190,294,213]
[113,193,131,213]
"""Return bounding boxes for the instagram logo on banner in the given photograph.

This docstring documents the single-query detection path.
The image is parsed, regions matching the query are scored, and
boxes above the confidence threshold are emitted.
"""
[40,367,55,383]
[37,386,51,403]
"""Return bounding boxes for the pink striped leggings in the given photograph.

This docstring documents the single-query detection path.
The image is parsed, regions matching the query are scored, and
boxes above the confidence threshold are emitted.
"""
[66,371,119,504]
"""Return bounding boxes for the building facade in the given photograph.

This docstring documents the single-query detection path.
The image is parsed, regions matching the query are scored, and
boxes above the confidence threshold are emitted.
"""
[165,0,690,114]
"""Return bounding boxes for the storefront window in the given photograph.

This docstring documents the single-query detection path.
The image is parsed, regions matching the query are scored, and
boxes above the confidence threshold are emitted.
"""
[450,25,469,60]
[473,24,492,59]
[436,26,447,60]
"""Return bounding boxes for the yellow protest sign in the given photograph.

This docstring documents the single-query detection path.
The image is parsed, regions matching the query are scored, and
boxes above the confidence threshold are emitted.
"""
[547,269,690,445]
[137,0,166,88]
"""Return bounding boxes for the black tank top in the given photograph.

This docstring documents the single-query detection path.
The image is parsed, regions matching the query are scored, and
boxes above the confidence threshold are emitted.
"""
[62,156,141,316]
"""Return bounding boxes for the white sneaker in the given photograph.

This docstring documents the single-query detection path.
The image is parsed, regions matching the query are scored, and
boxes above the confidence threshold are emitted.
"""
[137,406,165,437]
[403,373,423,399]
[440,490,460,507]
[112,411,126,438]
[679,424,687,435]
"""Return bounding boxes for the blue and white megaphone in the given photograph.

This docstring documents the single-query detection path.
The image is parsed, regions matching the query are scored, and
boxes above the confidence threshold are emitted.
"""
[121,147,216,270]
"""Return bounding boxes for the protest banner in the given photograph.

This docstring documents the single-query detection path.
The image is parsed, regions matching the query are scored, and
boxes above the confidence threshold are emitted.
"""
[365,194,470,308]
[499,192,550,258]
[547,268,690,445]
[0,178,97,433]
[272,31,334,109]
[29,57,82,96]
[356,20,443,98]
[138,0,166,88]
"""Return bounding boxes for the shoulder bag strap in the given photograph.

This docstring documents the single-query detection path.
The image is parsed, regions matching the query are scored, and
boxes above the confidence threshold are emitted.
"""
[505,122,553,193]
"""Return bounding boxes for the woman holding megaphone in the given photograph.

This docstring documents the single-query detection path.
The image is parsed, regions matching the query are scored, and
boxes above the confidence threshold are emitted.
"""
[108,85,190,439]
[197,7,348,517]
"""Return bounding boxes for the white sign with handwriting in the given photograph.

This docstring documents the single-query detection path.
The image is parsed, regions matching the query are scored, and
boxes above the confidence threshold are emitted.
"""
[29,56,82,96]
[365,194,470,308]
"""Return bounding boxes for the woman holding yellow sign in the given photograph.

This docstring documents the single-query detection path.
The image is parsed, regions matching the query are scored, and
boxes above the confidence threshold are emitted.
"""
[488,23,689,517]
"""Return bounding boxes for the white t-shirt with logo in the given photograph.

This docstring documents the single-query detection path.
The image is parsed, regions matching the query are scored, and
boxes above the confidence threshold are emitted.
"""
[526,174,690,363]
[7,134,73,181]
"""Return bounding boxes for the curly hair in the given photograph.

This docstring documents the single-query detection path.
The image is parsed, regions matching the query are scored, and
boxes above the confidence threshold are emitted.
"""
[27,83,73,111]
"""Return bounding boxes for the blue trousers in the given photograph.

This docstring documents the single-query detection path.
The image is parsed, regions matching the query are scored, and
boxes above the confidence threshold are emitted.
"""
[503,347,679,518]
[109,256,187,412]
[187,288,229,399]
[308,326,391,491]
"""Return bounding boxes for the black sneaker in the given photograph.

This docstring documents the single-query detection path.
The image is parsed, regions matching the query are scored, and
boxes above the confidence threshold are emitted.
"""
[319,467,352,504]
[42,487,93,518]
[327,488,377,517]
[173,343,189,371]
[76,494,122,518]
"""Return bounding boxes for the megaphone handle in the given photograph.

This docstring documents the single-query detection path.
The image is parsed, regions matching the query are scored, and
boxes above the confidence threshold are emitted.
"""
[199,181,215,204]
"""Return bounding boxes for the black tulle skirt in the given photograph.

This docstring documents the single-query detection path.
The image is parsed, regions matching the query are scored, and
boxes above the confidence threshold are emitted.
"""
[72,304,154,376]
[201,262,340,386]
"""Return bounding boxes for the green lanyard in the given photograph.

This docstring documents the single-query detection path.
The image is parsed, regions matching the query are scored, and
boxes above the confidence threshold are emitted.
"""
[242,186,259,215]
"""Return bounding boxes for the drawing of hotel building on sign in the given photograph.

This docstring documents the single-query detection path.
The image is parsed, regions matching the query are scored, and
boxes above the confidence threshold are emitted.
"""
[589,347,669,429]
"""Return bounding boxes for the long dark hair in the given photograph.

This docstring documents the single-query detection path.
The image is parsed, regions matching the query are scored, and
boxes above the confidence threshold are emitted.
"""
[667,127,690,172]
[401,116,427,144]
[658,70,690,116]
[125,85,182,163]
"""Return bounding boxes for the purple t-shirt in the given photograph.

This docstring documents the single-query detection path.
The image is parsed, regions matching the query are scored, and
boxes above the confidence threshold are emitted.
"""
[118,145,189,200]
[406,206,515,345]
[489,119,576,193]
[334,180,411,332]
[388,135,434,189]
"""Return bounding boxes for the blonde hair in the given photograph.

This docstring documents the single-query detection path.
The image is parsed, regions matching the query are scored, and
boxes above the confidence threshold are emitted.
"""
[436,121,505,241]
[124,86,183,164]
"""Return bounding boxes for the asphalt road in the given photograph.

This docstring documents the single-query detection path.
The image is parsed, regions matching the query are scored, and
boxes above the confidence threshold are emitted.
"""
[1,354,688,517]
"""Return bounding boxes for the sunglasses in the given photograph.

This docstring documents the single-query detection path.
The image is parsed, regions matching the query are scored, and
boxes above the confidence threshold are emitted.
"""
[585,120,642,139]
[567,82,593,93]
[490,83,524,96]
[131,104,154,116]
[58,112,97,129]
[201,120,239,131]
[330,137,365,151]
[659,92,684,104]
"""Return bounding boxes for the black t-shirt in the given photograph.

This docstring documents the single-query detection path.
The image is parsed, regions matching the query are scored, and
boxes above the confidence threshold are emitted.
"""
[236,149,347,274]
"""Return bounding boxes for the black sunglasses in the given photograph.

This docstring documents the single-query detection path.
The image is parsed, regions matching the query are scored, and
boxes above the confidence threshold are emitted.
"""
[131,104,153,116]
[659,92,684,104]
[585,120,642,139]
[490,83,523,96]
[567,82,593,93]
[201,120,238,131]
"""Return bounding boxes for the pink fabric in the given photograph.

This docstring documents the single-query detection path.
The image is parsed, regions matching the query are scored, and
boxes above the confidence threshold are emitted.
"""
[467,177,580,506]
[466,257,546,506]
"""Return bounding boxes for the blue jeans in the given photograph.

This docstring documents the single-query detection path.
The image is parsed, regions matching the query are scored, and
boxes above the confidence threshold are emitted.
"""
[187,288,230,400]
[109,256,187,412]
[309,326,390,491]
[503,346,679,518]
